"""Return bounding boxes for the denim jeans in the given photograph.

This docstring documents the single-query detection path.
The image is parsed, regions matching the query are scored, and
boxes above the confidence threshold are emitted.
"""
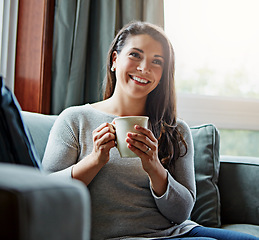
[157,226,259,240]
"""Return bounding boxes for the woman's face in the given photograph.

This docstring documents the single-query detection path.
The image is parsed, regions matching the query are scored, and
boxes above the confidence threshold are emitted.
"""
[112,34,164,101]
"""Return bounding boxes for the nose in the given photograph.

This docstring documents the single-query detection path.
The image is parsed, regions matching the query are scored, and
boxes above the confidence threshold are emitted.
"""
[137,60,150,74]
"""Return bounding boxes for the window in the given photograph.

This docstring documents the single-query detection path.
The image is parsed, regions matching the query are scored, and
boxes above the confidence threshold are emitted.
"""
[0,0,4,76]
[0,0,18,91]
[164,0,259,157]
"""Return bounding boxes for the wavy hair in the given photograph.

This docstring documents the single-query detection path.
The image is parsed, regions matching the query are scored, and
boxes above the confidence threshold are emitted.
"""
[103,21,187,172]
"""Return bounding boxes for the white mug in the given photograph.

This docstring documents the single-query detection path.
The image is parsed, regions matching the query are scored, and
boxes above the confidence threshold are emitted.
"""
[114,116,149,158]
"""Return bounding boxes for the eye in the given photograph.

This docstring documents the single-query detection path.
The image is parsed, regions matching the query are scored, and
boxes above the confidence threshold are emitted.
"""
[129,52,141,59]
[153,59,163,66]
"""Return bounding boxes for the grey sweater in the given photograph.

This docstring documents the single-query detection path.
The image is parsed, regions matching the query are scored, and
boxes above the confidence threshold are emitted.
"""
[42,104,198,239]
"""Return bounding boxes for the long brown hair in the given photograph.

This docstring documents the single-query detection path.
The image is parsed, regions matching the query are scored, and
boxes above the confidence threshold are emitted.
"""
[103,21,187,172]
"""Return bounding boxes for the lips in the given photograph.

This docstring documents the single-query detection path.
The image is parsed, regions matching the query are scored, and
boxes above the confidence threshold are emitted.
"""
[129,75,150,84]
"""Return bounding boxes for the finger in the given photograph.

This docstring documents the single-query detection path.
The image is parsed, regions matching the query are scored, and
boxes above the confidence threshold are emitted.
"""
[94,122,110,133]
[126,136,152,153]
[97,140,116,157]
[127,143,149,158]
[109,122,116,132]
[134,125,157,142]
[93,125,115,141]
[93,126,110,141]
[100,138,116,150]
[94,122,115,134]
[127,132,155,151]
[95,132,116,148]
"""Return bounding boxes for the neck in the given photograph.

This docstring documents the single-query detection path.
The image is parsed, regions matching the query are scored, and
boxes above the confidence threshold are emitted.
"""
[108,94,147,117]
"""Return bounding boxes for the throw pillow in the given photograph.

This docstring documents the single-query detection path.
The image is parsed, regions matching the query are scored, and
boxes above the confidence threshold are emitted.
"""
[0,77,41,168]
[190,124,221,227]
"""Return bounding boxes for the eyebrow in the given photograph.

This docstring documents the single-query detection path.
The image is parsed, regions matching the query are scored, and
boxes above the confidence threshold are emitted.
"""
[132,48,164,59]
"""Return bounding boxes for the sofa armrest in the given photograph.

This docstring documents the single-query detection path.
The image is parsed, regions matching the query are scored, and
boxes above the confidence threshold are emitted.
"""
[218,155,259,225]
[0,163,91,240]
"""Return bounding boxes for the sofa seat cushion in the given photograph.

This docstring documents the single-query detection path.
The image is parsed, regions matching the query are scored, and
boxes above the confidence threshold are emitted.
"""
[190,124,221,227]
[221,224,259,238]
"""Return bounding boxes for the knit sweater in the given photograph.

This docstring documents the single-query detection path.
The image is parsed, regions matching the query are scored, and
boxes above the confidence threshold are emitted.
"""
[42,104,198,239]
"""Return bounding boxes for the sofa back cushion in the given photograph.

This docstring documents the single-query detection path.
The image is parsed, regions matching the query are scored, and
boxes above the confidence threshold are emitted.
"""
[22,112,57,161]
[190,124,221,227]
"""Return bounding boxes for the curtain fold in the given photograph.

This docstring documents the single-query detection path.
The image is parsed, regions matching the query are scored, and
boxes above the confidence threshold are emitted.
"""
[51,0,164,114]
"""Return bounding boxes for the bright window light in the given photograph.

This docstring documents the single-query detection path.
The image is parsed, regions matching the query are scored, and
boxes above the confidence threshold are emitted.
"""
[164,0,259,157]
[164,0,259,99]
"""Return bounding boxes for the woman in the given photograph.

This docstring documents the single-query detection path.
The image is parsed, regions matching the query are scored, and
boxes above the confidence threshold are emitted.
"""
[42,21,258,240]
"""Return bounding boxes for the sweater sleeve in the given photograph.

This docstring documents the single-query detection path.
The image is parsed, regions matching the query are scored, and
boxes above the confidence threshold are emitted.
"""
[42,108,80,177]
[150,119,196,224]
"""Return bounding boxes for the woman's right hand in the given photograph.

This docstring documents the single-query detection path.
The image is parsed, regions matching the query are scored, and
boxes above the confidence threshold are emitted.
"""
[90,122,116,166]
[72,122,116,185]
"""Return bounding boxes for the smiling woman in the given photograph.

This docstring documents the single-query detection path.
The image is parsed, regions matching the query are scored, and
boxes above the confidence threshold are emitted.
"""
[42,21,259,240]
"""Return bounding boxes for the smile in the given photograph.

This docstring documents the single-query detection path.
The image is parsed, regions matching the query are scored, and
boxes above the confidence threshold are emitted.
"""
[130,75,150,84]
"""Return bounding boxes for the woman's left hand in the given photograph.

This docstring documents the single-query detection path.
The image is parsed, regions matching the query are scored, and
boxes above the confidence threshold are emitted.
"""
[126,125,168,196]
[126,125,160,174]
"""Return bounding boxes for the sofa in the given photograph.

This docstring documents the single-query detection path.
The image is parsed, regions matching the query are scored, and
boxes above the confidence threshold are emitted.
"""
[0,110,259,239]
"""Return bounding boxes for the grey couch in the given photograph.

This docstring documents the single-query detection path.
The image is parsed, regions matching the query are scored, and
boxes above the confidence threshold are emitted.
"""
[0,111,259,239]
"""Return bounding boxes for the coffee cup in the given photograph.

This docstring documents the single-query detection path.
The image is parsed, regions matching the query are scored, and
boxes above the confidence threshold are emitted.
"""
[114,116,149,158]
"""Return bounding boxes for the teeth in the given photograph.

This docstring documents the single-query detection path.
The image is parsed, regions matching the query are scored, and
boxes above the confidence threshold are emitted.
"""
[132,76,149,84]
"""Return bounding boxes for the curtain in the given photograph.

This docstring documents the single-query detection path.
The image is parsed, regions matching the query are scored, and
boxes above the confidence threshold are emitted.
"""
[51,0,164,114]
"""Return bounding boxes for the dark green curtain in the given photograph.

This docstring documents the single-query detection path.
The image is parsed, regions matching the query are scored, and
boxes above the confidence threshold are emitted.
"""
[51,0,164,114]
